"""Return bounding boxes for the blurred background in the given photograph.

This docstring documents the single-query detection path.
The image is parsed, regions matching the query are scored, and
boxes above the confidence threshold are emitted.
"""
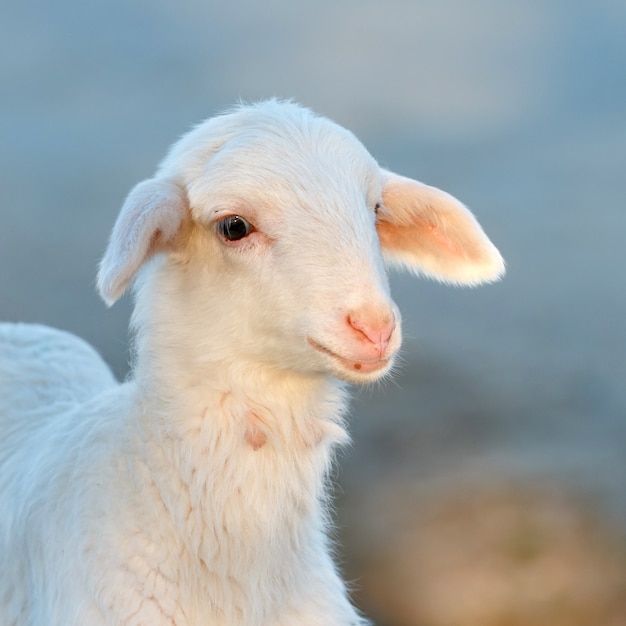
[1,1,625,624]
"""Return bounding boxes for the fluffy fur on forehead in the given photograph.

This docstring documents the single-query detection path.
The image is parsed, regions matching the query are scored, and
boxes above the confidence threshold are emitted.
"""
[158,99,381,203]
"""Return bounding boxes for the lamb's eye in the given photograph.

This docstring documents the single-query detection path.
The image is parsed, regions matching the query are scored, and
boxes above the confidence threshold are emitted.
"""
[217,215,253,241]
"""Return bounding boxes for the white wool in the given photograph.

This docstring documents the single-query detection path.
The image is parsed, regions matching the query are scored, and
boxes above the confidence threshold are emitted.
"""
[0,100,504,625]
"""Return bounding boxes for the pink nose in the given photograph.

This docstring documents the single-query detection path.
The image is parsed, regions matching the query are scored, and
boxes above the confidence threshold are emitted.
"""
[347,311,396,355]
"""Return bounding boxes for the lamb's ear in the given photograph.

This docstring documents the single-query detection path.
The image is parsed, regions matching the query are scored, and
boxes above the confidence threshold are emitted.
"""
[97,177,189,306]
[377,170,505,285]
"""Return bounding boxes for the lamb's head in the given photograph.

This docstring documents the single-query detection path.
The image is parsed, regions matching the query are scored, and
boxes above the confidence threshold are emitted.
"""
[97,101,504,383]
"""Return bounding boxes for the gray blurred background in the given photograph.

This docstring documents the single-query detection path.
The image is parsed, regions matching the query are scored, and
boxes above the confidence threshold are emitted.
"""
[1,1,625,624]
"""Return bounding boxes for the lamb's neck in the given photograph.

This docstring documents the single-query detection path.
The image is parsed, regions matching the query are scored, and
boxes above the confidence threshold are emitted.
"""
[129,349,350,590]
[135,339,349,444]
[132,329,350,507]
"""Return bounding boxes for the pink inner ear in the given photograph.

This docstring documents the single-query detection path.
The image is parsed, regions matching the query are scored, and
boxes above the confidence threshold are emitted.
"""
[378,172,505,285]
[377,207,481,261]
[379,178,475,259]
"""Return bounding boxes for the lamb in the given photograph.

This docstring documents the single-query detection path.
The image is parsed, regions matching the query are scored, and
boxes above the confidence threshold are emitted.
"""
[0,100,504,626]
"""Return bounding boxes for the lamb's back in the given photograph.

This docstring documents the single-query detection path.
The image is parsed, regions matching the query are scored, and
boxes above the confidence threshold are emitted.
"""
[0,323,117,419]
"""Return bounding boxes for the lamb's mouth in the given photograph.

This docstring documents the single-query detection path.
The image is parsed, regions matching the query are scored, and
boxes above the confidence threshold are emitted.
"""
[307,337,390,374]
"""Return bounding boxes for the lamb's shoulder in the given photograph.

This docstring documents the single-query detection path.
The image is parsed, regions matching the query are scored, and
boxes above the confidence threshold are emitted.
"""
[0,323,122,536]
[0,345,134,625]
[0,322,121,532]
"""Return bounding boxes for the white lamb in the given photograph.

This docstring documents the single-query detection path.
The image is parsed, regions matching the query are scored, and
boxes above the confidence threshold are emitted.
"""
[0,100,504,626]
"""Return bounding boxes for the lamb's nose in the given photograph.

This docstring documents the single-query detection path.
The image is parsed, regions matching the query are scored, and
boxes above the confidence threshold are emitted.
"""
[347,311,396,354]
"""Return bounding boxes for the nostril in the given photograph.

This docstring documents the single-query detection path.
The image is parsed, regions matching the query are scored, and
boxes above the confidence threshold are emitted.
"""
[347,312,396,349]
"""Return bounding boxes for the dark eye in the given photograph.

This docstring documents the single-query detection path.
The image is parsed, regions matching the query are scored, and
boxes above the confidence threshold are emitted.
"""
[374,203,381,215]
[217,215,253,241]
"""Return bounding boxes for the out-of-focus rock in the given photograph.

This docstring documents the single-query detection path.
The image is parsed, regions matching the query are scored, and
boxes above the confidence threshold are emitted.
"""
[339,478,626,626]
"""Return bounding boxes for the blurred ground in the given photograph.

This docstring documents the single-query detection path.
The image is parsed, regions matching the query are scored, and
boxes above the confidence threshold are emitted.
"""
[1,1,625,624]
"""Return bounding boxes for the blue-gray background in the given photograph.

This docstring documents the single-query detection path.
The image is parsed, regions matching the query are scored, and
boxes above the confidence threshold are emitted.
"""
[2,1,625,624]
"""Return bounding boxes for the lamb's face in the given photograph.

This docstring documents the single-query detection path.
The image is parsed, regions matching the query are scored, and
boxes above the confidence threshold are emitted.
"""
[178,113,401,383]
[98,101,504,385]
